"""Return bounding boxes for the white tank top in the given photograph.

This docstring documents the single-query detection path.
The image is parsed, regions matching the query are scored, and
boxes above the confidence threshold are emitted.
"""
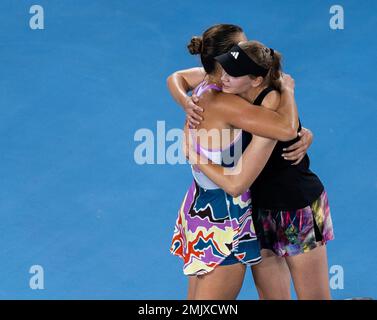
[190,81,243,190]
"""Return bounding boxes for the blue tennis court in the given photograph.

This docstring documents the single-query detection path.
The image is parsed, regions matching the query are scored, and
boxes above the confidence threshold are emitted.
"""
[0,0,376,299]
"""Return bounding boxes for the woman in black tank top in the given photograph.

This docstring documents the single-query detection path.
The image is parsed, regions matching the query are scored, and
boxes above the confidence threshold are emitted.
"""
[186,40,334,300]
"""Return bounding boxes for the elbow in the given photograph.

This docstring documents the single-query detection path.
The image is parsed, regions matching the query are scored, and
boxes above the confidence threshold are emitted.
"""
[224,172,252,197]
[281,127,298,142]
[229,190,242,198]
[227,183,248,198]
[166,73,174,88]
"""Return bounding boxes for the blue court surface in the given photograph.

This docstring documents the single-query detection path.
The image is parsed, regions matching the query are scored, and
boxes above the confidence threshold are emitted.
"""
[0,0,376,299]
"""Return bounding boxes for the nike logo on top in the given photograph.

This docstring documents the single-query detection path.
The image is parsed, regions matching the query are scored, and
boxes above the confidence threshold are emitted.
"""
[230,52,239,59]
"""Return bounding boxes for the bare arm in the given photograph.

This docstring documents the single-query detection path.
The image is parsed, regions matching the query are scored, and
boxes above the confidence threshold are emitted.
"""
[185,92,281,197]
[188,136,277,197]
[213,87,298,141]
[166,67,205,111]
[168,68,298,141]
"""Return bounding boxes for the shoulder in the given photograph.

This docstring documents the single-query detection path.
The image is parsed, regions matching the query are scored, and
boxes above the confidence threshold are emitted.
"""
[208,92,256,119]
[212,91,250,108]
[261,89,281,111]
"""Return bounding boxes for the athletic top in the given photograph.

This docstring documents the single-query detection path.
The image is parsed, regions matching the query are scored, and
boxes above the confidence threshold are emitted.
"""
[242,87,325,210]
[190,81,243,190]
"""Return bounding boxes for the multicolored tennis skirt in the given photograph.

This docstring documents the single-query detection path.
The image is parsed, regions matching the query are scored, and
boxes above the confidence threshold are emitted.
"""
[170,179,261,276]
[252,189,335,257]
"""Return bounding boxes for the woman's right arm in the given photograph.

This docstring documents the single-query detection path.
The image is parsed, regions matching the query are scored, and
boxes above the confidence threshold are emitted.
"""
[168,69,298,141]
[167,67,206,126]
[214,85,298,141]
[184,91,282,197]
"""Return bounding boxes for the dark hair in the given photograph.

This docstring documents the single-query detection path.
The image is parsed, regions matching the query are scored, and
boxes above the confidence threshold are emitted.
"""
[187,24,244,74]
[239,41,282,90]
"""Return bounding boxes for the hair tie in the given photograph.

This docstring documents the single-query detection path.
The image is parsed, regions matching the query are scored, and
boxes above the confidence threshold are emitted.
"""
[270,48,275,57]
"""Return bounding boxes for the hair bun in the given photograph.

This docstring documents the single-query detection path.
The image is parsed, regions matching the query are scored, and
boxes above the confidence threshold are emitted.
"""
[187,36,203,55]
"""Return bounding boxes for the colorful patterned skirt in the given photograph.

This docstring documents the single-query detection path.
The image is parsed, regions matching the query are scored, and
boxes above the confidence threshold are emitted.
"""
[170,180,261,276]
[252,190,335,257]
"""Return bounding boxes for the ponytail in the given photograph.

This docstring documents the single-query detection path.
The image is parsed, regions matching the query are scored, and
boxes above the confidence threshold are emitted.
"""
[187,36,203,55]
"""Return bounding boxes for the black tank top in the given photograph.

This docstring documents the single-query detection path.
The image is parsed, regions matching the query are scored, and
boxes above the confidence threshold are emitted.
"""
[241,87,324,210]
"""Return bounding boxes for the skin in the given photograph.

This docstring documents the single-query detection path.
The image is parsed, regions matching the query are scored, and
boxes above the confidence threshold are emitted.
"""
[168,71,298,142]
[251,249,292,300]
[168,69,312,164]
[285,245,331,299]
[167,33,299,142]
[187,264,247,300]
[184,69,295,197]
[168,31,316,300]
[185,69,331,300]
[183,85,291,300]
[184,74,287,300]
